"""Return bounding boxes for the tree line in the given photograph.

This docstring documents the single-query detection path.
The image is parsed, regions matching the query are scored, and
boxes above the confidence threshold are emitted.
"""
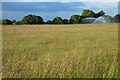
[1,9,120,25]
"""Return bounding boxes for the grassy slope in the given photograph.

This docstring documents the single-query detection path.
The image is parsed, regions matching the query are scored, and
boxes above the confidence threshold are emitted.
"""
[2,24,118,78]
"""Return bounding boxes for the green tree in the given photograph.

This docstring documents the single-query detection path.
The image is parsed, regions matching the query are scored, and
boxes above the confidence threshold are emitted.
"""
[21,14,44,24]
[2,19,12,25]
[46,20,52,24]
[98,10,105,16]
[70,15,81,24]
[0,20,2,25]
[15,21,22,25]
[94,10,105,18]
[62,19,69,24]
[12,20,17,25]
[52,16,63,24]
[82,9,95,17]
[113,14,120,23]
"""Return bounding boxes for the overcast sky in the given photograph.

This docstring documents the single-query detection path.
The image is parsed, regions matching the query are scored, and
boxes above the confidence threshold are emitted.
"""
[1,1,118,21]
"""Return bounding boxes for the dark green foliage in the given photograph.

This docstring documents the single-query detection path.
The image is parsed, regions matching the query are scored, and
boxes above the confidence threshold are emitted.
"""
[70,15,81,24]
[98,10,105,16]
[12,20,17,25]
[2,19,12,25]
[62,19,69,24]
[21,14,44,24]
[12,20,16,23]
[94,10,105,18]
[15,21,23,25]
[113,14,120,23]
[80,16,86,19]
[82,10,105,18]
[82,9,95,17]
[46,20,52,24]
[0,20,2,25]
[52,16,63,24]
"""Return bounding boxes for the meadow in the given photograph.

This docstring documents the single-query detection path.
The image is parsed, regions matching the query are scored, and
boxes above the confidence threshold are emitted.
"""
[2,24,118,78]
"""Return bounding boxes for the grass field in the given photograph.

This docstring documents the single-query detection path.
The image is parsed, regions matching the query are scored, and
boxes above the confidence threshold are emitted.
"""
[2,24,118,78]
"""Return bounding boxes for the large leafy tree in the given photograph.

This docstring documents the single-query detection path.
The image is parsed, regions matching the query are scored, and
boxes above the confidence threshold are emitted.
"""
[52,16,63,24]
[82,9,95,17]
[70,15,81,24]
[21,14,44,24]
[2,19,12,25]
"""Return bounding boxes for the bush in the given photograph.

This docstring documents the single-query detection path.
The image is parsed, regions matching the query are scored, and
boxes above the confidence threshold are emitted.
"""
[52,16,63,24]
[62,19,69,24]
[70,15,81,24]
[46,20,52,24]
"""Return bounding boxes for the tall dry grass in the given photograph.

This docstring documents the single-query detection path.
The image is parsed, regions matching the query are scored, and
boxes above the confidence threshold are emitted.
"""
[2,24,118,78]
